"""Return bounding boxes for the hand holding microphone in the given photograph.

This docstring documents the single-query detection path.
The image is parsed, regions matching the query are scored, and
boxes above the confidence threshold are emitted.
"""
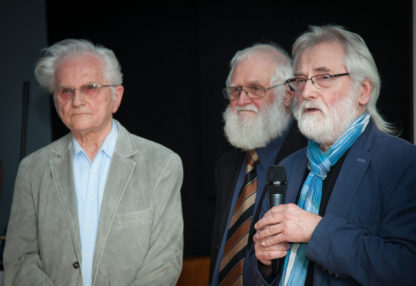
[254,165,323,273]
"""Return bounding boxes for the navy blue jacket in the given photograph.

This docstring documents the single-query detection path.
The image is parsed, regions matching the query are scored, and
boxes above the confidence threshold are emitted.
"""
[260,122,416,285]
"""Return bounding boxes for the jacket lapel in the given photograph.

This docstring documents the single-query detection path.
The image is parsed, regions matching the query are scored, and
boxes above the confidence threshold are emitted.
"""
[92,122,137,278]
[285,148,370,209]
[325,123,374,215]
[218,152,245,239]
[286,152,308,204]
[49,134,82,260]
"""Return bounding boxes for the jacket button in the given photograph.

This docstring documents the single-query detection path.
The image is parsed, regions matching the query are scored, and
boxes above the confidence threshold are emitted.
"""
[73,261,80,269]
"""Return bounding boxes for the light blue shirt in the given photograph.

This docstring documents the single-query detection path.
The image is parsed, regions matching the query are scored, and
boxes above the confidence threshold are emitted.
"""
[72,120,119,286]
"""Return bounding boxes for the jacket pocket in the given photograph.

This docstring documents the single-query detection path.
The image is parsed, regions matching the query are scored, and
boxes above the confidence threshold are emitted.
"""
[116,208,153,226]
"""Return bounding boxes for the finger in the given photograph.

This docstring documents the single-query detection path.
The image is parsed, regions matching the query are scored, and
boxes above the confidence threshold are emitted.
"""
[266,242,290,251]
[255,247,288,261]
[254,240,289,264]
[255,206,284,230]
[258,232,285,247]
[255,242,290,253]
[254,223,282,242]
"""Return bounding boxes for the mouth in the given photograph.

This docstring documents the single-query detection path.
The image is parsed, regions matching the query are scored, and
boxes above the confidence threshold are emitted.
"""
[71,112,90,117]
[238,109,256,114]
[303,107,321,114]
[235,105,258,116]
[237,110,258,119]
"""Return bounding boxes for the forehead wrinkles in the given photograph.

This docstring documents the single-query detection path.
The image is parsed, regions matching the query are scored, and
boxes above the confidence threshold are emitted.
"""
[56,53,106,86]
[295,42,346,75]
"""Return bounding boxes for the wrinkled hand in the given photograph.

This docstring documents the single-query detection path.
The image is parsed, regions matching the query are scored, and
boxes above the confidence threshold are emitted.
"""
[253,203,322,265]
[255,240,290,266]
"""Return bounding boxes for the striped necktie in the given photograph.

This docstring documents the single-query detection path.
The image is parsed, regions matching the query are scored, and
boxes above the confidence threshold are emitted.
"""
[218,150,259,285]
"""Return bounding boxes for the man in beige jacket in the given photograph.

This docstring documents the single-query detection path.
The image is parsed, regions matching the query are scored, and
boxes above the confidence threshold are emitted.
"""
[3,39,183,286]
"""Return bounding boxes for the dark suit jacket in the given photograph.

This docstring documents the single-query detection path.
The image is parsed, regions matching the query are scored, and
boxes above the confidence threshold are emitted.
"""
[209,122,306,284]
[268,122,416,285]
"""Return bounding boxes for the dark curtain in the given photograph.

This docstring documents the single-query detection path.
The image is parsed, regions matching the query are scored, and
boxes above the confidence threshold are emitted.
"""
[45,0,413,256]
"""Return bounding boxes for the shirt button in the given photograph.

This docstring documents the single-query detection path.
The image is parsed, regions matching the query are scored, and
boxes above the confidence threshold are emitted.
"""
[73,261,80,269]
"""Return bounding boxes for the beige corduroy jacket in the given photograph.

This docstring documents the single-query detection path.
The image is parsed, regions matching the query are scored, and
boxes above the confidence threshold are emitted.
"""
[4,121,184,286]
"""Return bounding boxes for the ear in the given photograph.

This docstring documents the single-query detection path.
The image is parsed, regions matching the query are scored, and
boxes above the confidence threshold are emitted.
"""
[112,85,124,113]
[358,79,372,106]
[282,88,295,108]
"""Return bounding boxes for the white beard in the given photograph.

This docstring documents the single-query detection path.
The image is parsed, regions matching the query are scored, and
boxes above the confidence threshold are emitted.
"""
[293,89,359,146]
[223,96,291,150]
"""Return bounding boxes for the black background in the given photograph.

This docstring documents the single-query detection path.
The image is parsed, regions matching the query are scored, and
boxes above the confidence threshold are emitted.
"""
[45,0,413,256]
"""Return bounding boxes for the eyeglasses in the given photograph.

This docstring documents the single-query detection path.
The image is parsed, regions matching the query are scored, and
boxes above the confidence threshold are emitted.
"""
[55,83,120,101]
[222,82,287,101]
[287,73,350,92]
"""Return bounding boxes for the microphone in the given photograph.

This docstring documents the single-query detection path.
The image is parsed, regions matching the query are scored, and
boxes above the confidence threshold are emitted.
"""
[266,165,287,274]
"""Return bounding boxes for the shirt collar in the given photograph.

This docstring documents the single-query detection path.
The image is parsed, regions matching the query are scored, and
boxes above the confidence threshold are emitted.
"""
[72,119,119,159]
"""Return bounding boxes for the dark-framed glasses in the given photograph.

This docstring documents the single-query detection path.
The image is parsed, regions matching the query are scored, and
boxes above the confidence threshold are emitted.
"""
[56,83,121,101]
[287,73,350,92]
[222,82,286,101]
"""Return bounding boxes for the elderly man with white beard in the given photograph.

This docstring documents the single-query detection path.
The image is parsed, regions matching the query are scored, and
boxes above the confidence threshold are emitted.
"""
[253,25,416,286]
[209,43,307,286]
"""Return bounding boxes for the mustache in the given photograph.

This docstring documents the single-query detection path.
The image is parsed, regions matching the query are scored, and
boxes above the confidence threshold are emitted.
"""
[235,104,259,113]
[298,100,327,115]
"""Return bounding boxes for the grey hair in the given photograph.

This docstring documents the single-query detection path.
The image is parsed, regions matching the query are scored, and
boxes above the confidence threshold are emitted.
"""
[34,39,123,93]
[292,24,395,134]
[225,43,293,97]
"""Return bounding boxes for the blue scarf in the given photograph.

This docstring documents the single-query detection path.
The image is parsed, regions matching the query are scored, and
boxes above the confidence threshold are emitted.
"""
[278,113,370,286]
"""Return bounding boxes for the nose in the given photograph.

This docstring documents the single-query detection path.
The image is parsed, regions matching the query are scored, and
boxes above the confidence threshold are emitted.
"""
[300,78,318,100]
[236,88,252,105]
[71,89,84,106]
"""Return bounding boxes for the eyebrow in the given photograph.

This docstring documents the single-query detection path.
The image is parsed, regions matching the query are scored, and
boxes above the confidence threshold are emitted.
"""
[58,82,96,88]
[230,80,264,87]
[294,66,331,77]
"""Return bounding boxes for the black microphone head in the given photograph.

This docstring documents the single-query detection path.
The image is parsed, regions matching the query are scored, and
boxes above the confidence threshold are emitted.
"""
[267,165,287,183]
